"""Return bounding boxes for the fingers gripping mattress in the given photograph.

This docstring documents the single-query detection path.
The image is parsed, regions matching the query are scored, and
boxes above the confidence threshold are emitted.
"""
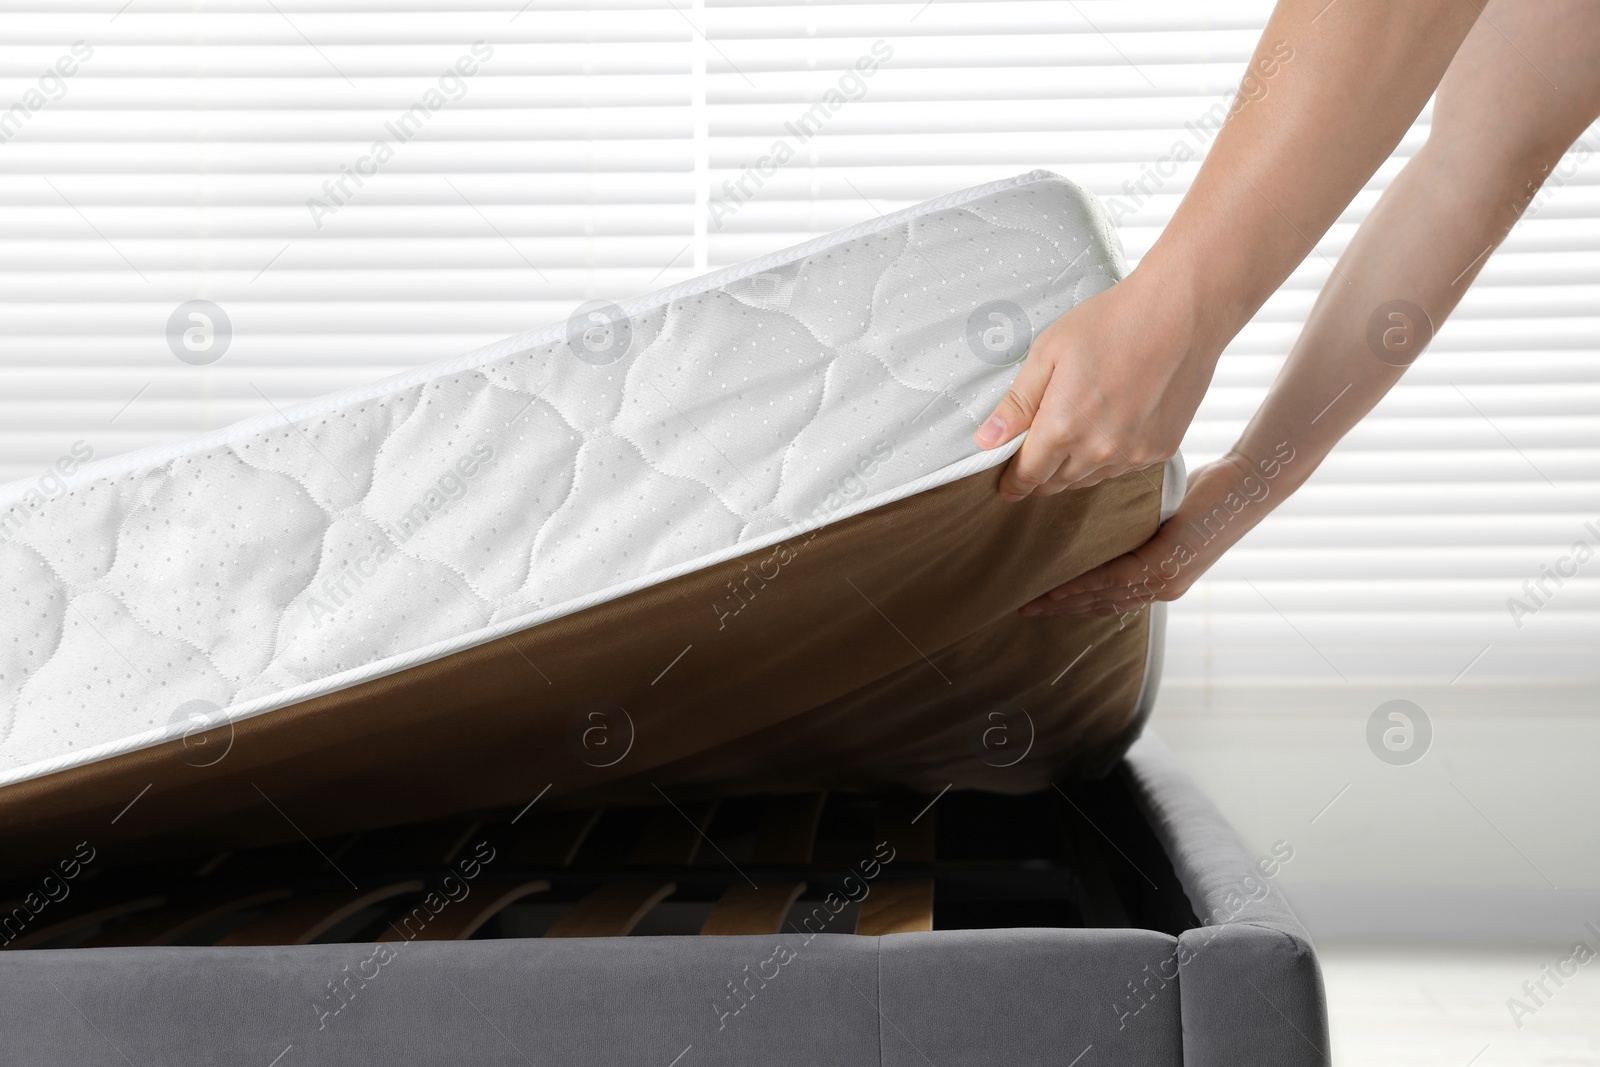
[0,171,1181,861]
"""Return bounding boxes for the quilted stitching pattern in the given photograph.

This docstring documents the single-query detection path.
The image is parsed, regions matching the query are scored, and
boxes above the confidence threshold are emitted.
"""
[0,172,1124,783]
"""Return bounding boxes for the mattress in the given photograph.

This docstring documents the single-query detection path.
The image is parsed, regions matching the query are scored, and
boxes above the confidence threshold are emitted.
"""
[0,170,1182,861]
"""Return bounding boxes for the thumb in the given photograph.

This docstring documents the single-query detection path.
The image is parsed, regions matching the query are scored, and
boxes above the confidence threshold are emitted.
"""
[974,348,1051,449]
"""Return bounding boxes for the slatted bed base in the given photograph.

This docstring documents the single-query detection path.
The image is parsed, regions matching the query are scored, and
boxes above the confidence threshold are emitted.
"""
[0,784,1172,951]
[0,736,1334,1067]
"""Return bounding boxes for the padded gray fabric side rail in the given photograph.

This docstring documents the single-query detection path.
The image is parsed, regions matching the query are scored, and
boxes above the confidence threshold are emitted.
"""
[1121,732,1331,1067]
[1,931,1183,1066]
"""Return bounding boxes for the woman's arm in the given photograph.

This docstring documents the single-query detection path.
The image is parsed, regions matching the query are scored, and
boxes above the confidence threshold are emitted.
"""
[976,0,1481,500]
[1026,0,1600,618]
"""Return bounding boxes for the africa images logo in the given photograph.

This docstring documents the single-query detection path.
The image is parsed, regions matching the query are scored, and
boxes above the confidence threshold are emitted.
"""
[1366,699,1431,766]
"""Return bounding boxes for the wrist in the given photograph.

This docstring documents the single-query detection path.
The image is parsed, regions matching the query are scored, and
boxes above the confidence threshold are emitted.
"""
[1227,434,1317,497]
[1169,448,1295,557]
[1123,251,1231,374]
[1134,210,1277,364]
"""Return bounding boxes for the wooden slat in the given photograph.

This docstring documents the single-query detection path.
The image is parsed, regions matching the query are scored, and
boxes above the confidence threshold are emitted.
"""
[215,881,423,946]
[628,802,717,866]
[856,881,934,936]
[79,890,290,948]
[874,795,936,864]
[193,852,233,877]
[2,895,164,951]
[544,881,675,938]
[748,793,827,865]
[202,834,364,881]
[343,819,482,870]
[377,880,550,942]
[700,882,806,936]
[501,809,603,868]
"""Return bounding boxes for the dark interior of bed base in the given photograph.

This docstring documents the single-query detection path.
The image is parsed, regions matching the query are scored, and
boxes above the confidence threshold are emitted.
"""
[2,768,1199,951]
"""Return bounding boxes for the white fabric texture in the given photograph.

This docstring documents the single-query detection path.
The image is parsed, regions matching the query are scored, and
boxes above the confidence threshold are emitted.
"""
[0,170,1133,787]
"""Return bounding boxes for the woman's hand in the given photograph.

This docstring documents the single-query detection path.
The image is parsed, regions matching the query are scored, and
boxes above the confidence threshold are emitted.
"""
[973,263,1217,499]
[971,0,1481,499]
[1019,451,1287,618]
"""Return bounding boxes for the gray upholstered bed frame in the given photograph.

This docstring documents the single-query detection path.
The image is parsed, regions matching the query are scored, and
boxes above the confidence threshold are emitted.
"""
[0,733,1328,1066]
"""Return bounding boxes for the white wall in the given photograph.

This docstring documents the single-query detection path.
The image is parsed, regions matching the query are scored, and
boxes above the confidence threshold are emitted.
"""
[1160,714,1600,942]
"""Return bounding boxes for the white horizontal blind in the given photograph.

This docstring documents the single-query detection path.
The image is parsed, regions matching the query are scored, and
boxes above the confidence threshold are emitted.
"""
[1,1,1594,717]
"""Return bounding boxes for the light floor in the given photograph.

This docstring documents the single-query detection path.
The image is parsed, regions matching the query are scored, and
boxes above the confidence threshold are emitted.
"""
[1320,943,1600,1066]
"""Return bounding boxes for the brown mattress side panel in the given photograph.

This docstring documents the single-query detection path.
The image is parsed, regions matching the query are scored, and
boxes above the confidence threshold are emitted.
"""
[0,462,1162,866]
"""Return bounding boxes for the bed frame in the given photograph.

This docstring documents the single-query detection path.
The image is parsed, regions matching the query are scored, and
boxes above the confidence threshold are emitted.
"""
[0,732,1328,1066]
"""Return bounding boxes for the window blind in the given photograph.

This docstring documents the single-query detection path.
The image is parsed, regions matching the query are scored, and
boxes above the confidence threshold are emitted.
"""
[1,0,1594,718]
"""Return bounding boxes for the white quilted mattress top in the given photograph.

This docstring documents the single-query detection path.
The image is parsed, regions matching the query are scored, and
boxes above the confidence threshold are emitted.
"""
[0,170,1128,788]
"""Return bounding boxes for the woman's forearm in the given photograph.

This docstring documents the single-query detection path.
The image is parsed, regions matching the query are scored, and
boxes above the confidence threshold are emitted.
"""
[1234,139,1579,501]
[981,0,1480,499]
[1163,138,1553,583]
[1027,0,1600,619]
[1140,0,1482,363]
